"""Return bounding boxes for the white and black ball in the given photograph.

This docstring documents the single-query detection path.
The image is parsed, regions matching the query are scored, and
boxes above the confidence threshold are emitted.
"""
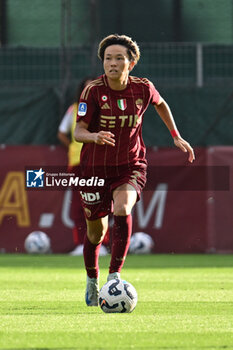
[129,232,154,254]
[99,279,137,313]
[24,231,51,254]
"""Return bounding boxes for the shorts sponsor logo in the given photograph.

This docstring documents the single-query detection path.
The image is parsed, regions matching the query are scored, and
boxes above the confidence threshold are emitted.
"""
[78,102,87,116]
[26,168,45,188]
[80,191,100,203]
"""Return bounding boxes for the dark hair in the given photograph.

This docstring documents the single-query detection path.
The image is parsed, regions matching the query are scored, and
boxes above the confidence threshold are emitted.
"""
[98,34,140,64]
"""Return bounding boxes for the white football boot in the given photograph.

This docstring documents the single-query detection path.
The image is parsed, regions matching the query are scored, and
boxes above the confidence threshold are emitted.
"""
[85,276,99,306]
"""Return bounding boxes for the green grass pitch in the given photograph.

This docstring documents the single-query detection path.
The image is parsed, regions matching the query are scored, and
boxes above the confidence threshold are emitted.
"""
[0,254,233,350]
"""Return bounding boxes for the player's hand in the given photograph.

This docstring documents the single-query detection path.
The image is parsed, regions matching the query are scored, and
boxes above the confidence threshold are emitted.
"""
[174,136,195,163]
[94,131,115,146]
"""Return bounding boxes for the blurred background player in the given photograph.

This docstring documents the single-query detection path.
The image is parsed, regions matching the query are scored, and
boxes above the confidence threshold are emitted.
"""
[58,77,109,256]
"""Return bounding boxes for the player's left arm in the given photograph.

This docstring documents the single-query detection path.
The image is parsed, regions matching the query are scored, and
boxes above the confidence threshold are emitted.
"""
[155,97,195,163]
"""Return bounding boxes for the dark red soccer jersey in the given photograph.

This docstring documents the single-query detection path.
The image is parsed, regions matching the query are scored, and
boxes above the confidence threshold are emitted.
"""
[77,74,160,177]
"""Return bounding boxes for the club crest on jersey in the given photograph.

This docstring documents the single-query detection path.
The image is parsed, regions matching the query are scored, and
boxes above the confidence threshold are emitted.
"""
[78,102,87,116]
[135,98,143,109]
[117,99,127,111]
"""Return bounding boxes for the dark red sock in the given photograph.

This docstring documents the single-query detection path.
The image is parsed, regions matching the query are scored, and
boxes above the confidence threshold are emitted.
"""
[109,214,132,274]
[83,234,101,278]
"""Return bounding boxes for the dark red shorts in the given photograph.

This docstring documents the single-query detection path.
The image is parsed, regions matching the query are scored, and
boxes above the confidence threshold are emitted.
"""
[79,166,147,220]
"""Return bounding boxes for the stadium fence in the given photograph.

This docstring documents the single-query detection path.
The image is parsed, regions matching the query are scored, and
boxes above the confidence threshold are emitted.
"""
[0,43,233,87]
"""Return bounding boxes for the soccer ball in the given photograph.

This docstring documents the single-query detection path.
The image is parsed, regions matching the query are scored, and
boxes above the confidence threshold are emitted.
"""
[99,279,137,313]
[24,231,51,254]
[129,232,154,254]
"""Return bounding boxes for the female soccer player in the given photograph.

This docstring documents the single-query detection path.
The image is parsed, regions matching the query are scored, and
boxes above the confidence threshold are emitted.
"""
[75,34,195,306]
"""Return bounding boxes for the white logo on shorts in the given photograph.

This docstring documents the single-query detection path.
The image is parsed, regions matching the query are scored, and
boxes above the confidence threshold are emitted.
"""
[80,191,100,202]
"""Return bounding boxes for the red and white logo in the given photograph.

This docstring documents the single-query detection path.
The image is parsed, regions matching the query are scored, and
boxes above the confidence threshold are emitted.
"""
[101,95,108,102]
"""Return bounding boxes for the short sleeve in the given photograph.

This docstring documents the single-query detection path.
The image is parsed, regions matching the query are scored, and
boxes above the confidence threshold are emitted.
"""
[149,81,160,105]
[76,85,98,125]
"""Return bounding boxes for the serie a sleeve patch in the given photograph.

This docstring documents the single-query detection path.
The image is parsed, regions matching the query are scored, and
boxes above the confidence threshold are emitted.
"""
[78,102,87,116]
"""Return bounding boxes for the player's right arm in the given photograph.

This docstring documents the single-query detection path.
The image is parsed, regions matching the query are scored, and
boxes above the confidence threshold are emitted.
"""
[75,82,115,146]
[75,120,115,147]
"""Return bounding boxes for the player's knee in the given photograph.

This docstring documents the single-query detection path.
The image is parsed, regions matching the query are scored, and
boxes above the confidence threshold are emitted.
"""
[87,230,105,245]
[114,204,131,216]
